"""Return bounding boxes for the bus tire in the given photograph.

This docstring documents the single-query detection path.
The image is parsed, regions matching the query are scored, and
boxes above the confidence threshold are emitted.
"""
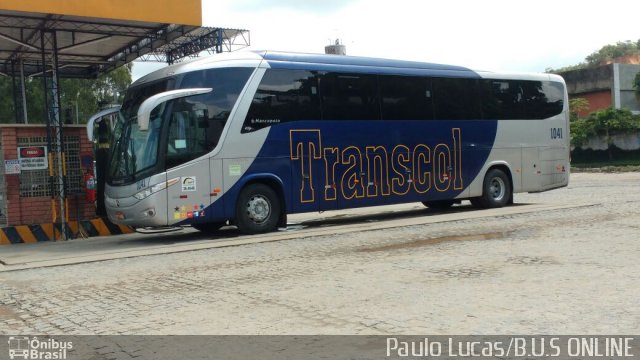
[422,200,455,209]
[192,222,225,233]
[236,183,281,234]
[474,168,511,208]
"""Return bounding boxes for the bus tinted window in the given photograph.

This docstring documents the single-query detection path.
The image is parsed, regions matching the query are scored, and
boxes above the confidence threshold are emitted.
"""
[320,73,380,120]
[243,69,320,133]
[181,67,253,122]
[379,75,433,120]
[433,77,482,120]
[165,67,252,168]
[482,79,564,120]
[522,81,564,119]
[481,79,524,120]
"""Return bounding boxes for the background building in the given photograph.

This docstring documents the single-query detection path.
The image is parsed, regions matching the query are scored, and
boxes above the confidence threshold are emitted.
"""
[559,55,640,117]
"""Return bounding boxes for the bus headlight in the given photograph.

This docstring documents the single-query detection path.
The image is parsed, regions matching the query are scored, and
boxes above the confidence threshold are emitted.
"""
[133,177,179,200]
[133,188,153,200]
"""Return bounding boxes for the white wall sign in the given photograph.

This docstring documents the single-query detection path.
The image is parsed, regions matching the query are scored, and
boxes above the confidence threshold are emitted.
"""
[18,146,48,170]
[4,159,21,174]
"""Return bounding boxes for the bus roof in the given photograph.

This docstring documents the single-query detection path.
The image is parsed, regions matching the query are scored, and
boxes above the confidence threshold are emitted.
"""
[260,51,477,77]
[133,50,561,87]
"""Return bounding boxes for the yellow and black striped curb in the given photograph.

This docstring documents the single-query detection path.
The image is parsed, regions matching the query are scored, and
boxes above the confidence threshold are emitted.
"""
[0,218,134,245]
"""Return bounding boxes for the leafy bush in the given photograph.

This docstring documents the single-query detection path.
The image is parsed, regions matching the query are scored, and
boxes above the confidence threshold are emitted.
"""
[569,98,589,122]
[570,117,594,146]
[570,107,640,159]
[634,71,640,101]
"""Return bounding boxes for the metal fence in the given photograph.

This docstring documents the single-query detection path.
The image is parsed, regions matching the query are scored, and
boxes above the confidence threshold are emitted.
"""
[17,136,82,198]
[0,137,7,227]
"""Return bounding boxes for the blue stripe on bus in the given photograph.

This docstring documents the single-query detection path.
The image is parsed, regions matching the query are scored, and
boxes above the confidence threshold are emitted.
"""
[180,119,498,226]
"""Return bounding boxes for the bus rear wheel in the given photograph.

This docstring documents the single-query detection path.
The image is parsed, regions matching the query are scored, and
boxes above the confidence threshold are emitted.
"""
[422,200,455,209]
[235,183,281,234]
[473,168,511,208]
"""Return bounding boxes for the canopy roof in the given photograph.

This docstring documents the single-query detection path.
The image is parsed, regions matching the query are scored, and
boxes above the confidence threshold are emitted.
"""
[0,1,249,78]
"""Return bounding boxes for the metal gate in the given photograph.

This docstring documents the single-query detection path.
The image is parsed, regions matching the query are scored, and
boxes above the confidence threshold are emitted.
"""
[0,135,7,227]
[16,135,82,197]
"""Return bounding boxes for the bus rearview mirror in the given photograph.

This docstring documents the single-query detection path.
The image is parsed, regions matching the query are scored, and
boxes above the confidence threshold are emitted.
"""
[86,106,121,143]
[137,88,213,131]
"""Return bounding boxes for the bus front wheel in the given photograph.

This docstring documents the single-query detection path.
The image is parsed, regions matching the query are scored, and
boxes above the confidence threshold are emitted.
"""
[235,183,281,234]
[472,168,512,208]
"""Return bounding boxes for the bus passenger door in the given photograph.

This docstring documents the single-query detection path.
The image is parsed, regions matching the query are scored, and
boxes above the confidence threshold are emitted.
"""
[163,111,212,225]
[165,158,211,225]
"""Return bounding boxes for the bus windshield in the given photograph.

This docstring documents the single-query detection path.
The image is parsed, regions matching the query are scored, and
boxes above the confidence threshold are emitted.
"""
[109,79,173,184]
[108,67,254,185]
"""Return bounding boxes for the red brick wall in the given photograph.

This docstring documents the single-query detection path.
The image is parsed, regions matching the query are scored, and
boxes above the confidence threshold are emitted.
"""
[2,125,97,226]
[574,91,612,117]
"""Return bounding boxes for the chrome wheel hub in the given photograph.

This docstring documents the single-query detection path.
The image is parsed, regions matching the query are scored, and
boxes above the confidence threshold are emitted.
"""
[246,195,271,223]
[489,177,506,201]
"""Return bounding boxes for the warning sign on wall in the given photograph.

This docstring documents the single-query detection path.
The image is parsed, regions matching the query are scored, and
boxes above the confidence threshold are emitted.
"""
[4,159,21,174]
[18,146,48,170]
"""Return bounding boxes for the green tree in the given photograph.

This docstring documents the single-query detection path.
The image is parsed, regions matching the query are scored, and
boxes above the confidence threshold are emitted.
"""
[634,71,640,102]
[60,64,132,124]
[0,64,132,124]
[26,77,45,123]
[569,97,589,122]
[0,76,15,122]
[58,78,94,124]
[548,39,640,73]
[571,107,640,159]
[585,40,639,65]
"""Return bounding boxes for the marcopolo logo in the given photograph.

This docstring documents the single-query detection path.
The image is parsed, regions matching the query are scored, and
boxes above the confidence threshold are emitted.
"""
[8,336,72,360]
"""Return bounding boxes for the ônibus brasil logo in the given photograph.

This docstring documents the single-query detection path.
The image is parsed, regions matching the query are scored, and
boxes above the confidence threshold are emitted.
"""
[8,336,72,360]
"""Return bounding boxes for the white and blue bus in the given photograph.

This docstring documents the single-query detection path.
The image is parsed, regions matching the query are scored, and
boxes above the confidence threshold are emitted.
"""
[103,51,569,234]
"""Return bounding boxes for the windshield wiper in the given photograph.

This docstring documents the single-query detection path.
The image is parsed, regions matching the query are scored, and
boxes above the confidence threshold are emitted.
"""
[121,125,131,179]
[131,154,137,181]
[129,138,137,181]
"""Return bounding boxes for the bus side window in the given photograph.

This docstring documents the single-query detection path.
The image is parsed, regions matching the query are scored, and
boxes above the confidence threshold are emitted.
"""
[379,75,433,121]
[433,77,482,120]
[481,80,564,120]
[165,67,252,167]
[541,81,565,118]
[319,72,380,121]
[521,81,564,119]
[481,79,524,120]
[163,97,223,168]
[167,110,189,155]
[165,106,195,169]
[243,69,320,133]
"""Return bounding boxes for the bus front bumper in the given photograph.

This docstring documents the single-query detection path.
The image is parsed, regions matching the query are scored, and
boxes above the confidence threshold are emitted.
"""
[105,193,169,228]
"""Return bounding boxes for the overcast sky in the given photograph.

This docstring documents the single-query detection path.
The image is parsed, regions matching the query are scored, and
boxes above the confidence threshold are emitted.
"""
[132,0,640,81]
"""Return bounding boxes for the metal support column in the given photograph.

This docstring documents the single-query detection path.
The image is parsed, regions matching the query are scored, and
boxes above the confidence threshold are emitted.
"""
[215,29,223,53]
[11,60,19,123]
[19,59,28,124]
[40,29,68,241]
[11,59,28,124]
